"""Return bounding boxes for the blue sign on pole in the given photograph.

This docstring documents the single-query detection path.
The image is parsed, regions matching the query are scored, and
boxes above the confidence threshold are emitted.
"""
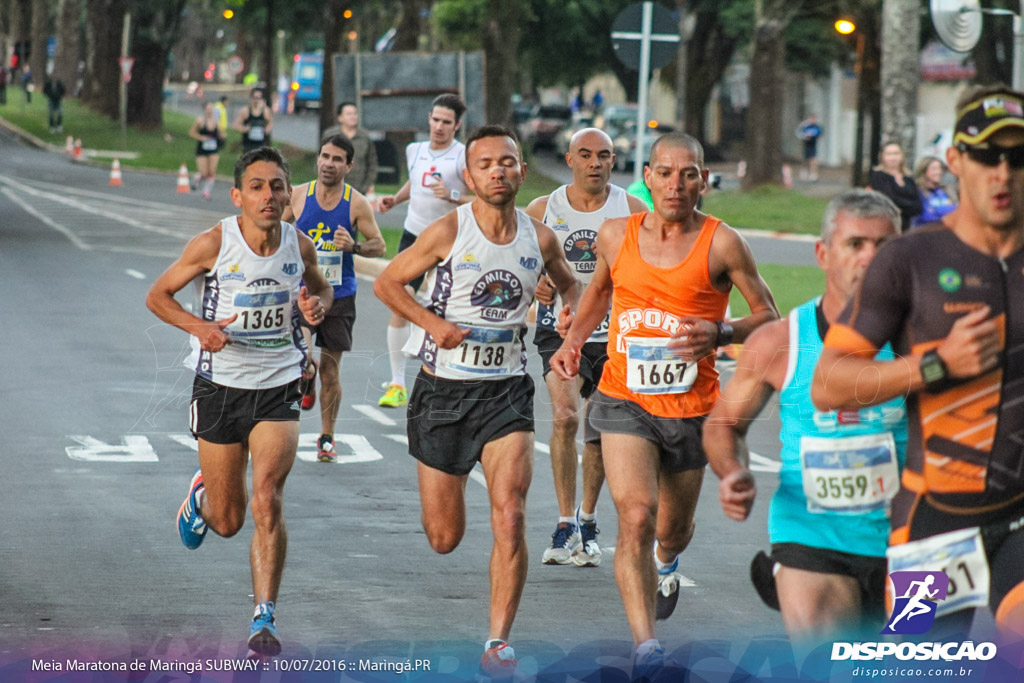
[47,36,57,59]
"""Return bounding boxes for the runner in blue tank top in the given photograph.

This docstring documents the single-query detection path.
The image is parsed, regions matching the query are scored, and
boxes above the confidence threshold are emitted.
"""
[285,134,385,462]
[704,190,906,642]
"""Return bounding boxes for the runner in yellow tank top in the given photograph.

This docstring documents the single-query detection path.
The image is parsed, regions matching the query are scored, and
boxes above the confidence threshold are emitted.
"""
[550,132,779,677]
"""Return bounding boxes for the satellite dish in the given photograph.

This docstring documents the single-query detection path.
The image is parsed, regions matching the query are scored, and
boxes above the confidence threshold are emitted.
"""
[930,0,982,53]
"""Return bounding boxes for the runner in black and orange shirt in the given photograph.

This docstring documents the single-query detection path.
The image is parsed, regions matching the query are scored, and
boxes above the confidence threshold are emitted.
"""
[813,84,1024,640]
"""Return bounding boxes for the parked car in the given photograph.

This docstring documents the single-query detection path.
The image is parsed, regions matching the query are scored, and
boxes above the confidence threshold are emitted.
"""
[554,112,596,156]
[610,120,674,172]
[519,104,572,150]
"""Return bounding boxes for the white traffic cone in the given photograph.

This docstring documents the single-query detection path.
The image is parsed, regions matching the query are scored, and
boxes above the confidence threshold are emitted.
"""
[65,136,74,155]
[177,164,190,193]
[109,159,123,186]
[782,164,793,188]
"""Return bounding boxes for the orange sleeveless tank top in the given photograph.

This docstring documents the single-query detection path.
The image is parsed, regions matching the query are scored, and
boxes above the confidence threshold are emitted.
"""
[597,212,730,418]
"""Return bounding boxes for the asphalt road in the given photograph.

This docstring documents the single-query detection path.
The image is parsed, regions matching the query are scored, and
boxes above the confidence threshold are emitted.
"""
[0,126,811,680]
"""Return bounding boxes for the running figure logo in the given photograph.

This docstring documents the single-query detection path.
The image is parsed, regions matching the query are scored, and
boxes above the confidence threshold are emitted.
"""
[881,571,949,635]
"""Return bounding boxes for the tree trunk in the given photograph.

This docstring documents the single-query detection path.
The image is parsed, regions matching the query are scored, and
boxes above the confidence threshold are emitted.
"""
[673,0,688,128]
[126,36,164,127]
[54,0,81,92]
[393,0,428,52]
[743,20,786,188]
[482,0,521,126]
[29,0,46,80]
[177,0,213,83]
[9,0,27,71]
[261,0,274,91]
[880,0,919,169]
[82,0,124,119]
[319,0,346,137]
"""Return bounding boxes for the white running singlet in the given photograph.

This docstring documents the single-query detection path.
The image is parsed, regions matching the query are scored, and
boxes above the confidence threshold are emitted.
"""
[403,140,468,237]
[186,216,307,389]
[535,183,630,342]
[405,203,544,380]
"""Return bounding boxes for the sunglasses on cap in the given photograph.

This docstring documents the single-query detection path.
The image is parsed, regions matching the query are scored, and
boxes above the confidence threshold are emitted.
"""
[957,142,1024,168]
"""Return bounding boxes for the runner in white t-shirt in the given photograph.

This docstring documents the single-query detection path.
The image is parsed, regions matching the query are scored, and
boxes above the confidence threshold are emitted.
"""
[376,94,473,408]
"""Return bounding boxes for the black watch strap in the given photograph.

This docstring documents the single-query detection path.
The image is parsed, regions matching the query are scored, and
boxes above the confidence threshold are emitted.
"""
[920,349,949,391]
[352,242,361,255]
[716,321,734,347]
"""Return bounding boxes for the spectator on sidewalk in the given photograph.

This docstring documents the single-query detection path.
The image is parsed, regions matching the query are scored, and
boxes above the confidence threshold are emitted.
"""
[912,156,956,228]
[796,114,823,182]
[867,140,922,233]
[323,102,377,196]
[0,66,8,105]
[22,65,33,104]
[43,75,66,134]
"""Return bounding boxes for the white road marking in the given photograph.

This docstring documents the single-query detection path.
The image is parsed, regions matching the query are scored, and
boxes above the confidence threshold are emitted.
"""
[353,404,398,427]
[296,433,384,464]
[534,442,550,454]
[125,269,146,279]
[384,434,408,445]
[749,451,782,473]
[2,188,91,250]
[65,435,158,462]
[167,434,198,451]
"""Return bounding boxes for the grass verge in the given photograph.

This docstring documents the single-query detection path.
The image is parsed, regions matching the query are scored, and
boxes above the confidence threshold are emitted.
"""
[703,185,829,235]
[730,263,824,317]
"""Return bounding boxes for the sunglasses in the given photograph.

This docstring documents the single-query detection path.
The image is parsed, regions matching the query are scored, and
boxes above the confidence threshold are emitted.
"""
[957,142,1024,168]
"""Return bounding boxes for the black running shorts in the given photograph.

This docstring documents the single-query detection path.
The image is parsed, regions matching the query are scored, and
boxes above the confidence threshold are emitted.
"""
[189,376,301,445]
[306,294,356,353]
[407,369,534,475]
[533,328,607,400]
[770,542,888,622]
[586,390,707,473]
[398,230,426,293]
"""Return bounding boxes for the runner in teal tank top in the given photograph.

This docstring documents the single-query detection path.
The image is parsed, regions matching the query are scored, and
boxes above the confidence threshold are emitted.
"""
[704,190,905,641]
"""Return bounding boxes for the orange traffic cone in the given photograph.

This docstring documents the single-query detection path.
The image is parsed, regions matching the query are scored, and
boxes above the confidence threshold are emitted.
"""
[176,164,191,193]
[109,158,123,186]
[72,138,83,161]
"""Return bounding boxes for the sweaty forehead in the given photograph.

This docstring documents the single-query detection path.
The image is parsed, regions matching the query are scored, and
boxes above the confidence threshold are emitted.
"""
[650,142,700,168]
[431,106,456,121]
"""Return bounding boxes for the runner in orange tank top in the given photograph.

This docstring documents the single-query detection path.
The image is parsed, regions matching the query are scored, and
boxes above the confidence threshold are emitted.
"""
[550,132,779,677]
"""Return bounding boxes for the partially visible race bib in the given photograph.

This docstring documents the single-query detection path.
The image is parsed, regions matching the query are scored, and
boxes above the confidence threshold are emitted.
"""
[201,137,219,151]
[248,125,265,142]
[887,527,990,617]
[624,336,697,394]
[227,285,291,347]
[799,432,899,514]
[317,250,343,287]
[436,325,519,377]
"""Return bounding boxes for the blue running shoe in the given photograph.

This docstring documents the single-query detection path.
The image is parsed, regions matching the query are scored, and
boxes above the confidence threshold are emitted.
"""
[631,642,665,681]
[248,601,281,656]
[541,522,580,565]
[177,469,207,549]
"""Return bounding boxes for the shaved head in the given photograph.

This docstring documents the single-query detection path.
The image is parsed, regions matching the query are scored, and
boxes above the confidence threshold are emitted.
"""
[569,127,613,154]
[649,132,704,167]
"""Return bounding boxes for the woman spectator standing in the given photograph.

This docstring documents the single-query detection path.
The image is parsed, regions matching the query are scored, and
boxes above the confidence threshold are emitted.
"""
[912,156,956,228]
[188,102,225,200]
[868,140,922,232]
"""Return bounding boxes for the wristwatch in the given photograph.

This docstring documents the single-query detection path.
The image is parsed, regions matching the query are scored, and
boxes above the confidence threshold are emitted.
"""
[715,321,734,347]
[352,243,361,255]
[919,349,949,391]
[449,189,461,203]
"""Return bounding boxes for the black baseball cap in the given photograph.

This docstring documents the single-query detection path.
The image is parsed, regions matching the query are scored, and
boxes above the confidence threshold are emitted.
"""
[954,91,1024,146]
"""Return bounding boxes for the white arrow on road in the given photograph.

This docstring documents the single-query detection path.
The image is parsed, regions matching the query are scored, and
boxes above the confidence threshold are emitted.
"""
[65,435,158,462]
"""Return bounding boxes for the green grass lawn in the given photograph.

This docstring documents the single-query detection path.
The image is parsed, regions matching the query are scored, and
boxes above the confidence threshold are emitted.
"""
[730,263,824,317]
[0,96,317,173]
[703,185,829,235]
